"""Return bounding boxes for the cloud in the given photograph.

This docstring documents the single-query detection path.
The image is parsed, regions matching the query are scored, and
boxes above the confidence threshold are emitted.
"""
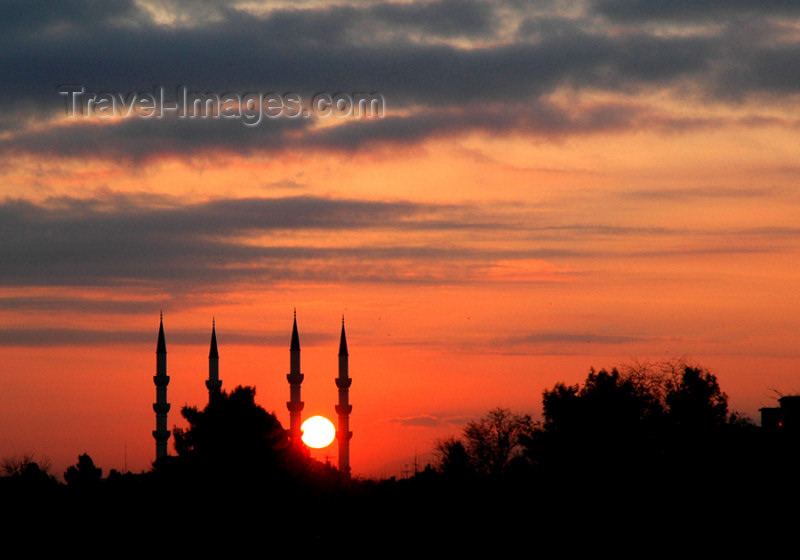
[0,95,726,161]
[1,191,794,295]
[621,185,793,202]
[507,332,647,345]
[487,331,662,356]
[369,0,500,38]
[388,413,476,428]
[0,325,336,347]
[0,327,158,347]
[593,0,800,22]
[0,193,538,290]
[0,295,160,315]
[1,0,799,156]
[0,116,311,162]
[0,0,141,33]
[390,414,442,427]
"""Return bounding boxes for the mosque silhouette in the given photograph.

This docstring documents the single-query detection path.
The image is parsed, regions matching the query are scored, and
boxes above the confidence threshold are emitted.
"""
[152,311,352,477]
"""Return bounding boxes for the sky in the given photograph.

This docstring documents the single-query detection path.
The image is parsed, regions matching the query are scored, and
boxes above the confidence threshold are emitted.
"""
[2,0,800,479]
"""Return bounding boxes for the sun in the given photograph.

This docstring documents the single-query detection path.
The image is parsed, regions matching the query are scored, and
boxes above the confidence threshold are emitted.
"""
[301,415,336,448]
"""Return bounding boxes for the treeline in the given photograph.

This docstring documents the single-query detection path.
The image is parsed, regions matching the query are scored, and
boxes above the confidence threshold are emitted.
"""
[1,386,348,496]
[432,362,800,498]
[436,362,779,479]
[2,364,799,547]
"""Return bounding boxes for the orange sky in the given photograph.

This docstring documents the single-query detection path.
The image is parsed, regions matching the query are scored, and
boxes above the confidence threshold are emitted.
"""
[2,0,800,479]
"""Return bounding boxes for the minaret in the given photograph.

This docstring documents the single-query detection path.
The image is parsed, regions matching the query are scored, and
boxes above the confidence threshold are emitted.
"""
[335,316,353,477]
[206,319,222,403]
[153,312,171,460]
[286,309,305,449]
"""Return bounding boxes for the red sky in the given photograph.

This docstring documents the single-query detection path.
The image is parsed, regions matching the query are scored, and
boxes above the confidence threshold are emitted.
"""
[2,0,800,479]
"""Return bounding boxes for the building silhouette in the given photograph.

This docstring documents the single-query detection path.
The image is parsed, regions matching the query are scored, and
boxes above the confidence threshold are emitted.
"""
[206,319,222,403]
[336,317,352,477]
[286,310,305,450]
[152,312,352,474]
[761,395,800,435]
[152,312,170,460]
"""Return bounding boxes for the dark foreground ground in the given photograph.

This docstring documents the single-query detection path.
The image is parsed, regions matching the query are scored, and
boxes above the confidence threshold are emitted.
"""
[3,459,796,556]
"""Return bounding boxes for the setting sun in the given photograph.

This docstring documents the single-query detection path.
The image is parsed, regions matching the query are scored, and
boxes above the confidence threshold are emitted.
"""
[301,416,336,449]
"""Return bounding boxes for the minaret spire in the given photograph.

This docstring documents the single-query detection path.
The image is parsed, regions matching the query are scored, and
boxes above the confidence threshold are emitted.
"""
[206,318,222,402]
[335,316,353,477]
[286,309,305,450]
[153,313,171,461]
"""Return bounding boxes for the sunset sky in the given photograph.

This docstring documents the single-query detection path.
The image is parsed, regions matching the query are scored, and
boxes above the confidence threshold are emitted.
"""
[2,0,800,479]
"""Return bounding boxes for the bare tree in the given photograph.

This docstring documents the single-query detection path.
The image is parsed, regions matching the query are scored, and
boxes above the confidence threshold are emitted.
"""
[462,408,534,476]
[2,453,52,478]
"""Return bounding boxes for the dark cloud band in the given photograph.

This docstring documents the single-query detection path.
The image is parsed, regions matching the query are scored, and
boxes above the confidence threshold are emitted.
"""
[1,0,798,156]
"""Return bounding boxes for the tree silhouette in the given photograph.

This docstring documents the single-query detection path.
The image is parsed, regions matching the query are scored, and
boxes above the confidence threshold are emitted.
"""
[170,385,293,483]
[64,453,102,487]
[465,408,533,476]
[438,408,533,476]
[435,436,472,478]
[544,368,663,432]
[2,453,54,480]
[1,453,58,493]
[535,368,665,475]
[529,361,748,483]
[665,366,728,431]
